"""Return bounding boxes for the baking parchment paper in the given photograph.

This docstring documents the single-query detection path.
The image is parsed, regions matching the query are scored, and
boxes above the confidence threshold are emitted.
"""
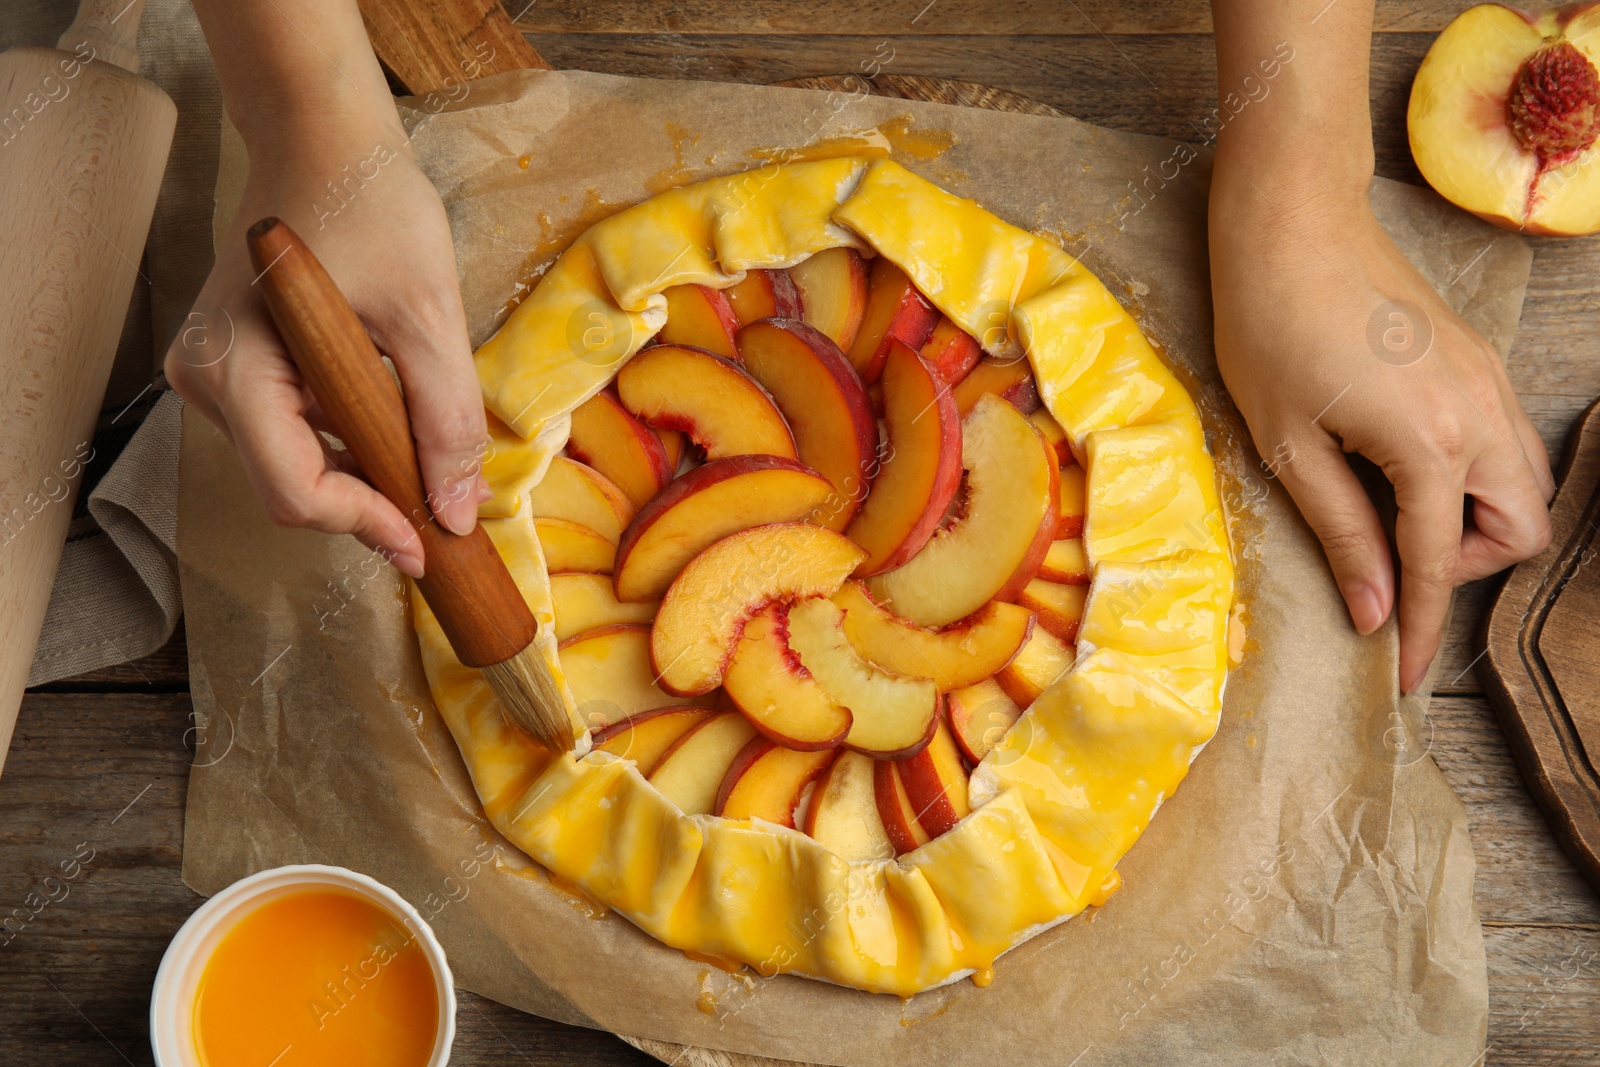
[179,68,1532,1066]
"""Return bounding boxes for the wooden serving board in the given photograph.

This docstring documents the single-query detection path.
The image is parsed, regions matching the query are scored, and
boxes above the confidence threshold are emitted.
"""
[1482,398,1600,894]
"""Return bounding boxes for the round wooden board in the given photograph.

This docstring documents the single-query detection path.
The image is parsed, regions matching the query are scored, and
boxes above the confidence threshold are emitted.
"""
[620,70,1061,1067]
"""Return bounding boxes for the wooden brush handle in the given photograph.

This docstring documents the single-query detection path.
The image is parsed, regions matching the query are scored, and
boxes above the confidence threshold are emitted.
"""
[246,217,535,669]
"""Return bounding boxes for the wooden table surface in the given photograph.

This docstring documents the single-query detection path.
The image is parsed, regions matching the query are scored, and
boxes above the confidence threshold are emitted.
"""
[5,3,1600,1063]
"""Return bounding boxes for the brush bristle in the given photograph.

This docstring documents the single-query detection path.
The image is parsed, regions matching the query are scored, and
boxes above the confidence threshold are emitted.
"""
[482,649,573,752]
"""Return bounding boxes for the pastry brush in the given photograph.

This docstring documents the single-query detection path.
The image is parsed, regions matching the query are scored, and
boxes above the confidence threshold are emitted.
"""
[246,217,572,752]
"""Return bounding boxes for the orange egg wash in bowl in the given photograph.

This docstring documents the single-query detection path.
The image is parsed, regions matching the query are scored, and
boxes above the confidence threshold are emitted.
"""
[411,157,1236,996]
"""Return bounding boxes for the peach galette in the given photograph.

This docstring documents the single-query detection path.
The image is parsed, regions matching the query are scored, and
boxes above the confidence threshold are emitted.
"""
[411,158,1235,995]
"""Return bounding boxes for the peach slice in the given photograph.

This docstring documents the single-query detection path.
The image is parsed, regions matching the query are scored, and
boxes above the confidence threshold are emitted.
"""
[995,626,1074,707]
[566,389,673,508]
[1029,408,1072,465]
[947,679,1022,764]
[1056,462,1086,539]
[533,517,616,575]
[952,356,1040,416]
[896,718,971,838]
[738,319,878,532]
[803,750,895,861]
[714,738,835,826]
[650,523,866,695]
[830,580,1033,692]
[1409,3,1600,235]
[527,457,636,543]
[785,597,941,759]
[613,455,836,602]
[590,706,716,775]
[722,601,853,750]
[616,344,797,461]
[558,623,703,727]
[647,711,759,816]
[847,256,939,383]
[1038,537,1090,585]
[658,283,741,359]
[788,247,868,352]
[549,572,659,640]
[1013,578,1088,644]
[865,394,1058,627]
[724,268,802,326]
[919,316,983,385]
[655,428,686,474]
[873,760,932,855]
[844,341,963,576]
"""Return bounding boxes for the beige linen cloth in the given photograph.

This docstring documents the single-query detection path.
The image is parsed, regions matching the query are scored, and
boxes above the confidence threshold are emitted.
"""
[14,0,217,685]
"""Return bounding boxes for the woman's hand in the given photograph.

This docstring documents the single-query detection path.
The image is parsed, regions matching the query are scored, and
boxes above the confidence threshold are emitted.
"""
[169,0,486,579]
[1210,172,1553,691]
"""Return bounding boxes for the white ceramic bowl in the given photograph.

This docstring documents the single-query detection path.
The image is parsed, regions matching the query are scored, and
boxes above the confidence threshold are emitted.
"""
[150,864,456,1067]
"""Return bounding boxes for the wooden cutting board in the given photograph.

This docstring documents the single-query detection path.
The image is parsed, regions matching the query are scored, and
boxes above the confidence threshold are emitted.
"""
[1481,399,1600,894]
[353,6,1066,1064]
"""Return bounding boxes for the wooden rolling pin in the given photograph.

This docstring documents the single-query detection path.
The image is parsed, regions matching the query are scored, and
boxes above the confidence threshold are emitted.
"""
[245,218,571,752]
[0,0,175,777]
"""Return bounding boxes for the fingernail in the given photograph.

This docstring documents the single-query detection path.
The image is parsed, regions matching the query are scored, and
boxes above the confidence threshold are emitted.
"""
[1347,583,1386,636]
[476,477,493,503]
[440,493,477,537]
[390,547,425,579]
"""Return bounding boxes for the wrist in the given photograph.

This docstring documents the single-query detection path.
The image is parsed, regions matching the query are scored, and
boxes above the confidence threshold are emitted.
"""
[1210,131,1374,236]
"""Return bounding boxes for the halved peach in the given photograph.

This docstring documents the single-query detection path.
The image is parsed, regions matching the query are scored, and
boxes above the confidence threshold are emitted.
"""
[947,679,1022,763]
[844,341,963,576]
[722,601,853,750]
[1029,408,1072,465]
[558,623,702,727]
[658,283,741,360]
[650,523,866,695]
[590,706,716,775]
[785,597,940,759]
[865,394,1058,627]
[830,580,1033,692]
[919,316,983,385]
[896,718,970,838]
[1057,462,1086,539]
[788,247,868,352]
[847,256,939,383]
[527,457,636,543]
[714,738,835,826]
[616,344,797,461]
[1408,3,1600,235]
[724,268,803,326]
[566,389,673,508]
[613,455,836,602]
[803,750,895,861]
[873,759,932,855]
[533,517,616,575]
[1013,578,1088,643]
[647,711,759,815]
[995,626,1074,707]
[953,356,1040,416]
[738,319,878,532]
[550,572,659,640]
[1038,537,1090,585]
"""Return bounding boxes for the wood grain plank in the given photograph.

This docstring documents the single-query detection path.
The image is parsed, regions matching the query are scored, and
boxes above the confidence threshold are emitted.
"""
[1430,697,1600,926]
[519,33,1435,183]
[1484,924,1600,1066]
[516,2,1470,35]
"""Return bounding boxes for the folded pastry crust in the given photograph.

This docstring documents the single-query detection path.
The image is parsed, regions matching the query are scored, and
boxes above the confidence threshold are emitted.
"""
[412,158,1236,995]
